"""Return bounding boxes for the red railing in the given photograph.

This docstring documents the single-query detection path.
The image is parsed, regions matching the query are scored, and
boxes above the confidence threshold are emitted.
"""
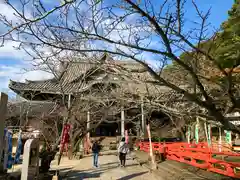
[136,141,240,178]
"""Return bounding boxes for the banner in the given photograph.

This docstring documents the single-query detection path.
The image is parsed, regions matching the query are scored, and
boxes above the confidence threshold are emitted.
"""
[125,130,128,144]
[187,126,191,144]
[60,124,71,153]
[207,124,212,145]
[14,130,22,164]
[6,131,13,169]
[225,130,232,145]
[195,123,199,144]
[3,128,7,170]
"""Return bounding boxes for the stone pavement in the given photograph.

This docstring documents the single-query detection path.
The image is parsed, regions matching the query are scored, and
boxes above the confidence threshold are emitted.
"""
[63,154,161,180]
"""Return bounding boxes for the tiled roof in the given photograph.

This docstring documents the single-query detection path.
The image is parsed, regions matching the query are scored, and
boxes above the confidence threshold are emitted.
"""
[9,55,189,99]
[9,57,151,92]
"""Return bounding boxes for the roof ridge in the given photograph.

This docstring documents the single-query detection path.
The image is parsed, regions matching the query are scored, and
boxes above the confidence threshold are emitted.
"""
[25,78,56,84]
[69,59,139,64]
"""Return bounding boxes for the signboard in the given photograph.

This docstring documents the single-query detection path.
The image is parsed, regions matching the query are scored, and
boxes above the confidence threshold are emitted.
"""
[195,123,199,144]
[225,130,232,145]
[187,126,191,144]
[207,124,211,145]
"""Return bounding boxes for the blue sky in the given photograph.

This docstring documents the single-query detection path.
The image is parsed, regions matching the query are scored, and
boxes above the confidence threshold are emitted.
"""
[0,0,235,98]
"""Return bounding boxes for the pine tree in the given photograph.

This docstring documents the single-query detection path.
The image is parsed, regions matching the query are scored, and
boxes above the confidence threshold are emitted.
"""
[215,0,240,68]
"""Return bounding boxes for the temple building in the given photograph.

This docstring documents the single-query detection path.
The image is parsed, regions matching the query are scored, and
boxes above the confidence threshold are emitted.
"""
[8,54,182,148]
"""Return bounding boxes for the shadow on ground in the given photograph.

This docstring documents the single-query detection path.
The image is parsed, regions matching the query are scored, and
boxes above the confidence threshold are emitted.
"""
[6,168,72,180]
[63,161,144,180]
[116,171,148,180]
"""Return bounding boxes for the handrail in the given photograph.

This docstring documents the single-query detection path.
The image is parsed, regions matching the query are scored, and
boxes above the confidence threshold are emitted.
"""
[136,141,240,178]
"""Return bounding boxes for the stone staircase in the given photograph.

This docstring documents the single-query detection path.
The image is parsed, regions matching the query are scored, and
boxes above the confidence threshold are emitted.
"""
[91,136,118,151]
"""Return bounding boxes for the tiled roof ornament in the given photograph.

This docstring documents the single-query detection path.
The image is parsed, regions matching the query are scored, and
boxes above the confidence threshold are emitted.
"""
[58,60,69,74]
[9,79,16,86]
[25,79,30,84]
[57,60,70,80]
[99,52,108,62]
[99,52,113,63]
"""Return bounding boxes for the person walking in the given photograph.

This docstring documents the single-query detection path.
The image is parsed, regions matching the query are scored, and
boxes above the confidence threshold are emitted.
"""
[118,137,129,167]
[92,140,101,168]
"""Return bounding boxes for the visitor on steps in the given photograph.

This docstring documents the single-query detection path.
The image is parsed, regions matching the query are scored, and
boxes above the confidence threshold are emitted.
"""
[92,140,101,168]
[118,137,129,167]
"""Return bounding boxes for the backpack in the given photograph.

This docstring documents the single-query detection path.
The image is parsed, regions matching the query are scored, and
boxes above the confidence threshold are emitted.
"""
[92,143,100,152]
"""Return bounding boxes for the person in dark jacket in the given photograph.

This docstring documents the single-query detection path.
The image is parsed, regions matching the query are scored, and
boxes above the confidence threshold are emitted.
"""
[92,140,101,167]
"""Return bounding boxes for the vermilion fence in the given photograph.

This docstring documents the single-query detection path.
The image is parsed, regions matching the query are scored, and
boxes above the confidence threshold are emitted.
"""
[136,142,240,178]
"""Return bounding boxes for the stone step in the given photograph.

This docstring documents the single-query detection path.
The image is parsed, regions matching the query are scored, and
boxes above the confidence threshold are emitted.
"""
[91,137,117,145]
[168,159,232,180]
[159,161,204,180]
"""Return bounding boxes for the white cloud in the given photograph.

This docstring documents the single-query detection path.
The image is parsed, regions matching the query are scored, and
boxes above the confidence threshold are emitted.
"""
[0,1,18,21]
[0,65,53,81]
[0,41,28,59]
[0,1,71,97]
[0,64,53,96]
[0,40,54,96]
[0,0,32,21]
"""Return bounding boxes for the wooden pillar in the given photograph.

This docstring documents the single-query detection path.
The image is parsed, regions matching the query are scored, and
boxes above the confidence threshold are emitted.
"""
[121,106,125,137]
[0,92,8,172]
[141,97,145,138]
[67,94,73,159]
[146,123,156,169]
[87,111,90,134]
[68,94,71,109]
